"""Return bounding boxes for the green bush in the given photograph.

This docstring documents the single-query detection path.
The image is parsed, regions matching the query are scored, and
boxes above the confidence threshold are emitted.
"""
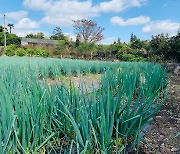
[54,40,67,55]
[0,32,20,46]
[16,48,26,56]
[36,48,49,57]
[117,53,147,62]
[77,43,96,53]
[4,44,16,56]
[95,44,110,57]
[26,48,35,56]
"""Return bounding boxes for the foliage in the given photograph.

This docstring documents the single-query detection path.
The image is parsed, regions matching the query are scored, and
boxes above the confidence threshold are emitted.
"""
[95,44,111,57]
[0,57,167,153]
[26,32,45,39]
[130,34,143,49]
[77,42,96,53]
[119,53,146,61]
[150,34,170,58]
[168,31,180,61]
[26,48,35,56]
[54,39,73,56]
[73,19,104,43]
[4,44,16,56]
[36,48,50,57]
[6,33,21,46]
[109,41,123,55]
[7,23,14,34]
[0,25,4,32]
[16,48,26,56]
[0,32,20,46]
[4,45,50,57]
[50,27,66,40]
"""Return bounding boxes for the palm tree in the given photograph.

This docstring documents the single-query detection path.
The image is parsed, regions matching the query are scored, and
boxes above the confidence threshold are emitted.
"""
[7,23,14,34]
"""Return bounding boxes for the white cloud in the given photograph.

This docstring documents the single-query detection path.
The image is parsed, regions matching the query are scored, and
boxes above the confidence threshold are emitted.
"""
[111,16,150,26]
[96,0,147,13]
[23,0,147,27]
[4,11,28,21]
[64,32,76,41]
[142,20,180,35]
[14,18,40,29]
[24,0,98,27]
[12,18,41,37]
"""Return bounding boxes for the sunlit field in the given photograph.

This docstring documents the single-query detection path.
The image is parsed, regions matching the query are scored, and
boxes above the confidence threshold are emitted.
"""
[0,57,167,153]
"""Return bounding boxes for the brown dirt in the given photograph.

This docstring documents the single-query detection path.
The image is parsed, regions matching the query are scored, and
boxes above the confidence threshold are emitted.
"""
[45,75,100,92]
[140,73,180,154]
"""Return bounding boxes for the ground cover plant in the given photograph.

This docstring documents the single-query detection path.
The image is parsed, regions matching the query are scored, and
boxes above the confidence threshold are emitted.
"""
[0,57,167,153]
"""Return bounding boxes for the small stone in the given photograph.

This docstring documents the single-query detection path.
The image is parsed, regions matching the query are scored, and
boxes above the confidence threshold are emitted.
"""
[174,66,180,75]
[159,135,164,139]
[171,147,178,152]
[160,130,166,135]
[160,143,165,147]
[156,116,162,119]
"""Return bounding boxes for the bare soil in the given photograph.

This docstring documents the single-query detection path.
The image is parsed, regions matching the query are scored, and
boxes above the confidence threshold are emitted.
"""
[140,73,180,154]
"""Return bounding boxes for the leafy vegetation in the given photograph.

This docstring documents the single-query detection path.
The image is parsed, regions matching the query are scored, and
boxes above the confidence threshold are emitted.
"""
[1,21,179,62]
[0,32,20,46]
[4,45,50,57]
[51,31,179,62]
[0,57,167,153]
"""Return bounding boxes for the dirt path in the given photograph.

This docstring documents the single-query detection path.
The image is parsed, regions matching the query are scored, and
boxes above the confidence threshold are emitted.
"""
[141,74,180,154]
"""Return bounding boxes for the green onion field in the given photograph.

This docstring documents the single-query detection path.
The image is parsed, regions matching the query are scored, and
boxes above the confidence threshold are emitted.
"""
[0,57,168,153]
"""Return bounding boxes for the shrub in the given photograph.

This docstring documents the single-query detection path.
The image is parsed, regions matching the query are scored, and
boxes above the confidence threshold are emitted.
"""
[36,48,49,57]
[77,43,96,53]
[4,44,16,56]
[26,48,35,56]
[117,53,147,62]
[16,48,26,56]
[95,44,110,57]
[54,40,67,55]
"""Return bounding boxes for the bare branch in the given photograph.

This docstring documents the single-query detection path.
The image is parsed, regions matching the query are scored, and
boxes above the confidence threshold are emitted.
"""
[72,19,104,43]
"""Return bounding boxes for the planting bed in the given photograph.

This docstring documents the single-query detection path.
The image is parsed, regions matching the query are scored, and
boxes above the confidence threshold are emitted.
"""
[0,57,167,153]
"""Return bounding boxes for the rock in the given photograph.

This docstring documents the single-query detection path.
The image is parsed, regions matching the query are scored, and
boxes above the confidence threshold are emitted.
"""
[171,147,178,152]
[174,66,180,75]
[156,116,162,119]
[159,135,164,140]
[160,130,167,135]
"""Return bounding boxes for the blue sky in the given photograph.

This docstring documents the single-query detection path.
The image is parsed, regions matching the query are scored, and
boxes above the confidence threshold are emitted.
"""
[0,0,180,43]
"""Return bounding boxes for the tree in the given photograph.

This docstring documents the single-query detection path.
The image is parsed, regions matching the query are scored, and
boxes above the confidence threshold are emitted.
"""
[75,34,80,47]
[7,24,14,34]
[130,34,143,49]
[26,32,45,39]
[0,25,4,32]
[50,27,65,40]
[150,33,170,59]
[117,38,121,44]
[0,25,8,33]
[26,33,35,38]
[54,39,73,56]
[36,32,45,39]
[72,19,104,43]
[0,32,20,46]
[168,31,180,61]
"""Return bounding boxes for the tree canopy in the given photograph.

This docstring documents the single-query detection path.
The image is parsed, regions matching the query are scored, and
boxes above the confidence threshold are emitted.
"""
[26,32,45,39]
[50,27,65,40]
[72,19,104,43]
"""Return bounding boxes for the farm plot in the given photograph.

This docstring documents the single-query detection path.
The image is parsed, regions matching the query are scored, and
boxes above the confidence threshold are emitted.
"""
[0,57,167,153]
